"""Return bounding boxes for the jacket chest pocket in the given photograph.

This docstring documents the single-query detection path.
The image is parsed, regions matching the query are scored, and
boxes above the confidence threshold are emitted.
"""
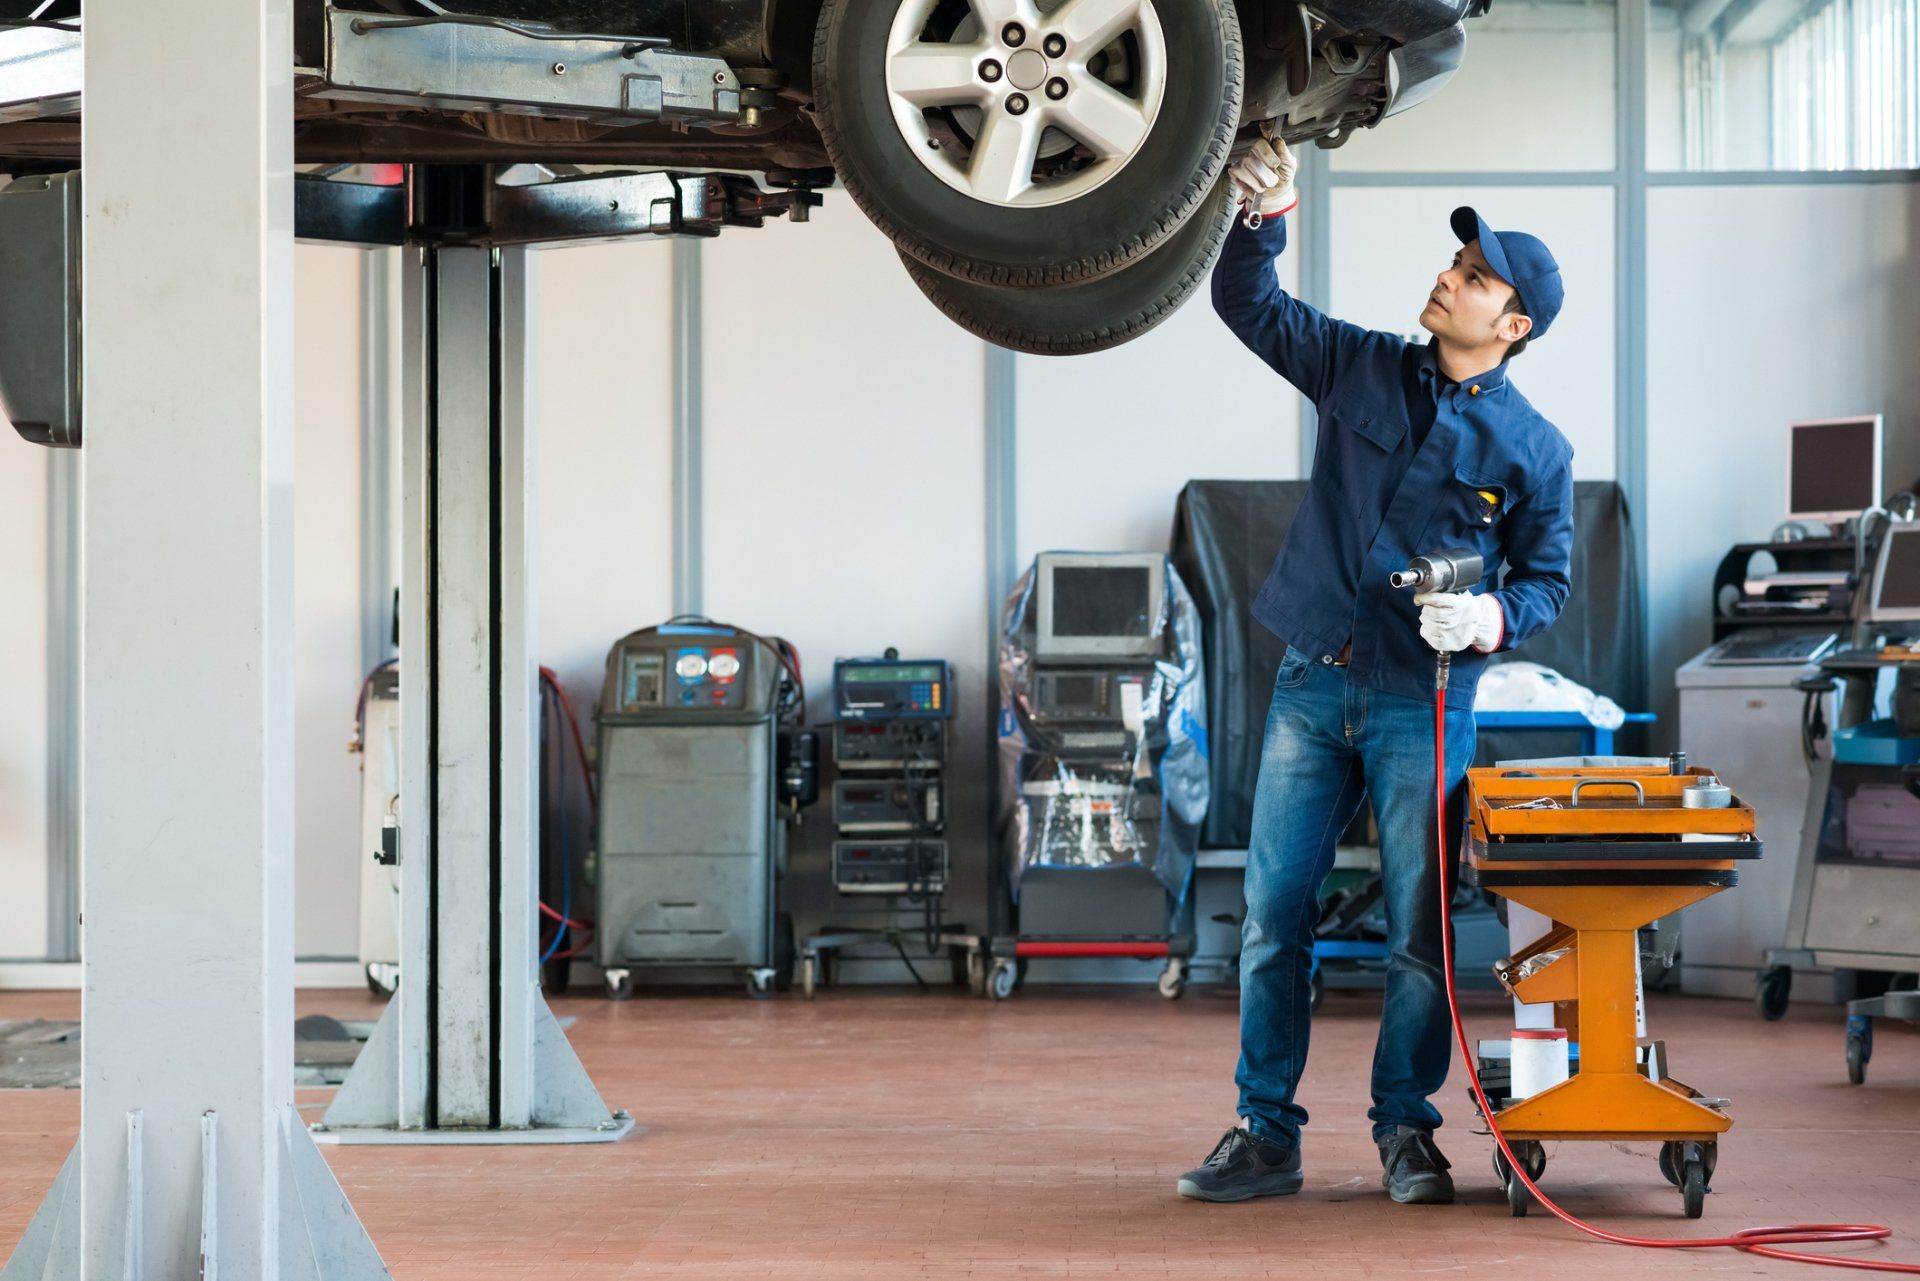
[1321,397,1407,497]
[1422,465,1512,554]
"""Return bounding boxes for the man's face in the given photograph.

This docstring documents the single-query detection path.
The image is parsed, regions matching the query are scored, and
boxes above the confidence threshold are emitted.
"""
[1418,239,1528,351]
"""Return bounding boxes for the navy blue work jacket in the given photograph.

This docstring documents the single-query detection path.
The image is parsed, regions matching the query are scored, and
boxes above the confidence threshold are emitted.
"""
[1211,216,1576,713]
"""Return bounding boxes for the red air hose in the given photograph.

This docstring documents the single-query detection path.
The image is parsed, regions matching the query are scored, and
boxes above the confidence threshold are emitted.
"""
[1433,689,1918,1272]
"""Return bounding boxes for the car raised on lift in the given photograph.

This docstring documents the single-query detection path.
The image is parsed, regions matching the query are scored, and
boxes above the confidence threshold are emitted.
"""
[0,0,1482,352]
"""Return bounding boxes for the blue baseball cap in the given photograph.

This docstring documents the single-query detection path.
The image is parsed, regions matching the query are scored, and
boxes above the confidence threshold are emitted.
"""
[1450,206,1564,343]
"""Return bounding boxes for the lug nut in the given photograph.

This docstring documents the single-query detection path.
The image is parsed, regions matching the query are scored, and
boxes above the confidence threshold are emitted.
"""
[1007,93,1029,115]
[1002,21,1026,45]
[1043,33,1066,56]
[1045,77,1068,99]
[981,58,1003,82]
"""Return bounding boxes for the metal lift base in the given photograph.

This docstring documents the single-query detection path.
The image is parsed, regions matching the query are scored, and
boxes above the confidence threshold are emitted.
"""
[4,1109,389,1281]
[316,994,630,1146]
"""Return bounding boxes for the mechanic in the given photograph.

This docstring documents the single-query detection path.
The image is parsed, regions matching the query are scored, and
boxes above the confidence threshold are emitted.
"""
[1176,132,1575,1207]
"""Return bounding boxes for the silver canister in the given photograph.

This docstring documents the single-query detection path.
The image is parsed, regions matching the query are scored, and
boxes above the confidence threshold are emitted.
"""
[1681,775,1733,809]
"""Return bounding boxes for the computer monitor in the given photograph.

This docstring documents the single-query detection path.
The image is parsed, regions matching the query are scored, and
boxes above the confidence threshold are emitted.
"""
[1870,523,1920,624]
[1787,415,1883,524]
[1033,552,1164,661]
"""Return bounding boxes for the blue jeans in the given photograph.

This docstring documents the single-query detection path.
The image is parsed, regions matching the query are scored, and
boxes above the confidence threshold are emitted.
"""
[1235,647,1474,1146]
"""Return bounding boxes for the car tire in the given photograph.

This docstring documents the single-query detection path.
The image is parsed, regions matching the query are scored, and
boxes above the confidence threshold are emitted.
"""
[814,0,1243,288]
[896,176,1235,354]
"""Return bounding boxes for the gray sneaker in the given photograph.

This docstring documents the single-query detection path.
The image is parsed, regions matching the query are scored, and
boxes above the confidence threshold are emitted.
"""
[1378,1127,1455,1204]
[1176,1127,1304,1202]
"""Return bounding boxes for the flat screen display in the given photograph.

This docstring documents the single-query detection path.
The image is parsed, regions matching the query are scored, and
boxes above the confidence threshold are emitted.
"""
[842,665,941,683]
[1048,674,1100,708]
[1052,566,1152,638]
[1878,527,1920,614]
[1790,418,1880,519]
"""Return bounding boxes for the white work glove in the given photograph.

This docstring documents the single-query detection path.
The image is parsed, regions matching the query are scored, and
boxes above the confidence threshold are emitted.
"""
[1415,591,1504,654]
[1229,126,1297,223]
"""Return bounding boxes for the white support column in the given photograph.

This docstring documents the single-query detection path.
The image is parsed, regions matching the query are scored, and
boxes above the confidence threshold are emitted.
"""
[496,248,539,1129]
[320,231,623,1146]
[1,2,386,1278]
[432,245,500,1128]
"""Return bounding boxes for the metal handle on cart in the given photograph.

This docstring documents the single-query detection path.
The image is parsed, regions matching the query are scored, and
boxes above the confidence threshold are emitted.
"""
[1569,778,1645,807]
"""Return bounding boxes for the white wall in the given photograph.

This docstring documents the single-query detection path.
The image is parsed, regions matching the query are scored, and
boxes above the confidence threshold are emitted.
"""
[1014,246,1304,560]
[1646,182,1920,734]
[0,448,47,958]
[1333,1,1618,173]
[532,240,677,725]
[1329,185,1619,478]
[293,246,369,958]
[700,200,994,944]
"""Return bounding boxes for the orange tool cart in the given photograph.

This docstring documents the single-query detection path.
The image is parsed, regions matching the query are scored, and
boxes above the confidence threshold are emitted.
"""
[1461,760,1761,1218]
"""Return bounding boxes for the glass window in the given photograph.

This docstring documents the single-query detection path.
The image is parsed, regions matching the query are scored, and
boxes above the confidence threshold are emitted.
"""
[1331,0,1619,172]
[1651,0,1920,170]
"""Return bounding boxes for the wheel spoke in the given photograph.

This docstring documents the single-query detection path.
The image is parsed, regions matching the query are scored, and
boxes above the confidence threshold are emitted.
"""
[965,0,1027,29]
[890,42,990,107]
[1054,79,1151,158]
[1052,0,1144,53]
[967,108,1042,202]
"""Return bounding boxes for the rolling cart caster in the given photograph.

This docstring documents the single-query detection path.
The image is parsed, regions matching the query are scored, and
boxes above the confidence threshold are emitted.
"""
[1658,1140,1715,1217]
[1846,1015,1873,1085]
[1755,964,1792,1021]
[1157,958,1188,1000]
[989,959,1018,1001]
[1493,1142,1544,1217]
[801,954,818,1001]
[604,968,633,1001]
[965,949,986,997]
[1308,968,1324,1013]
[746,968,775,999]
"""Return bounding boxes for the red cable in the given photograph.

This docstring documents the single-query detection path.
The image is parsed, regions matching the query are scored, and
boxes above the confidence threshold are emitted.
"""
[1433,689,1918,1273]
[539,901,593,932]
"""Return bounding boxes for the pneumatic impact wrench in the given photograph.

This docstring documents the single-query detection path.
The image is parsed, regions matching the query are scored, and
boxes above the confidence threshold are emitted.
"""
[1389,547,1486,692]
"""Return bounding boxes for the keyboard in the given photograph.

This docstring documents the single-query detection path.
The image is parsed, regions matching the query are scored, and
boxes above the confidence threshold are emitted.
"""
[1708,630,1838,666]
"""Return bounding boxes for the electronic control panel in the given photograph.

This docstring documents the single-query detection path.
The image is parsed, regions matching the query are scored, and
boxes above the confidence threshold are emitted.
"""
[833,719,948,770]
[834,658,953,721]
[618,643,753,710]
[832,777,944,833]
[832,839,949,895]
[1030,669,1148,724]
[602,627,780,720]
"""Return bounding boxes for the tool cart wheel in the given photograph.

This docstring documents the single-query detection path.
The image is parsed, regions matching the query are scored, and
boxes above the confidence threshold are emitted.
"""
[1659,1140,1715,1215]
[965,948,986,996]
[1682,1157,1707,1218]
[801,954,818,1001]
[1308,968,1325,1013]
[1755,964,1792,1021]
[989,959,1018,1001]
[1494,1145,1543,1216]
[604,970,634,1001]
[1157,959,1188,1000]
[1499,1158,1530,1217]
[1846,1016,1872,1085]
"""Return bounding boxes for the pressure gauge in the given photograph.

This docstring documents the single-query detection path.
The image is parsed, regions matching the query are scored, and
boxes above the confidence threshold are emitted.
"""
[709,650,741,681]
[674,651,708,681]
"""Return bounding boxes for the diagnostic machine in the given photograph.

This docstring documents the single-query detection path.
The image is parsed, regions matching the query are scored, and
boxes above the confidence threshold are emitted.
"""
[594,620,812,997]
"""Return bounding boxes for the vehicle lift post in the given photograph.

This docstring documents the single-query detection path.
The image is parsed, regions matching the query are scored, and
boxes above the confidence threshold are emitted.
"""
[315,163,818,1144]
